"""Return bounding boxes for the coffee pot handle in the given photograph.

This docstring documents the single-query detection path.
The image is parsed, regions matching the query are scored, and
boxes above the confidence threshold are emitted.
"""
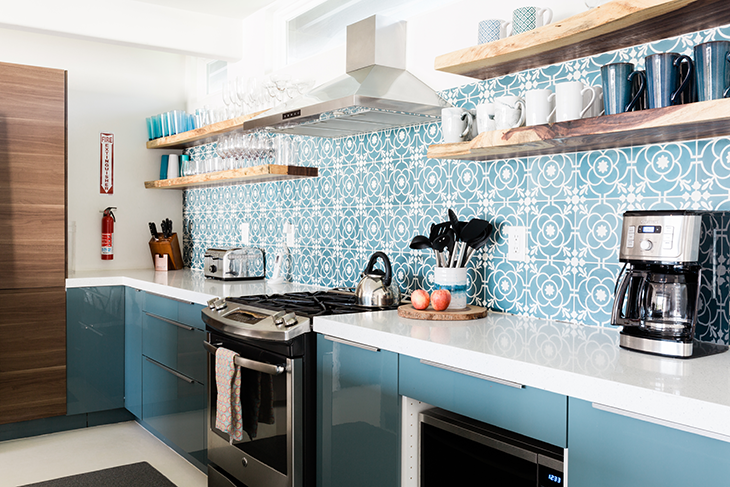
[670,54,694,105]
[611,266,634,326]
[626,70,646,112]
[364,251,392,287]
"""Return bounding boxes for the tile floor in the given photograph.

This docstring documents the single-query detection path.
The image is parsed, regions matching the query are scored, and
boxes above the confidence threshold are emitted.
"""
[0,421,207,487]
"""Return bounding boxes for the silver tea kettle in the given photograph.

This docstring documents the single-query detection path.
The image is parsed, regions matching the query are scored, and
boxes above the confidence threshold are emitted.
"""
[355,251,400,307]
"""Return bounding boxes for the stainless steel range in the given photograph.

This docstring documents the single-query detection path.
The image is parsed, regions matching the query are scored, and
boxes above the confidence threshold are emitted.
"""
[202,290,398,487]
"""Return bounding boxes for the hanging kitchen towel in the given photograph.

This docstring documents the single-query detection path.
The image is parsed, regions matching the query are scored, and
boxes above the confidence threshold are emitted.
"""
[240,368,276,440]
[215,347,244,443]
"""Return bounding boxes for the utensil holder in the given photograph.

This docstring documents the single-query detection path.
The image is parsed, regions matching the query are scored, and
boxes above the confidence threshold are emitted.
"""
[149,233,183,270]
[433,267,468,309]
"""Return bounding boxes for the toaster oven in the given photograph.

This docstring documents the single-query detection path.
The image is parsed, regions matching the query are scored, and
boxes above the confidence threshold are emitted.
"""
[204,247,265,280]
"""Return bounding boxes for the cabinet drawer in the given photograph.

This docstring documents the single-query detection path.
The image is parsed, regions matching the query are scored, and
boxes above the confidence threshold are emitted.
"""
[143,292,205,330]
[143,312,207,384]
[142,357,207,467]
[398,355,567,447]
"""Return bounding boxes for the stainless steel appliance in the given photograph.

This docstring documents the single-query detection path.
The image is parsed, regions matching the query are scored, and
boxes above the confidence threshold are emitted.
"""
[611,210,729,357]
[419,408,564,487]
[202,291,400,487]
[354,251,400,307]
[204,247,265,281]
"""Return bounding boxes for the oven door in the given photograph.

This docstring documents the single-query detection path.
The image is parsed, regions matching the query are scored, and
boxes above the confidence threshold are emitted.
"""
[205,333,303,487]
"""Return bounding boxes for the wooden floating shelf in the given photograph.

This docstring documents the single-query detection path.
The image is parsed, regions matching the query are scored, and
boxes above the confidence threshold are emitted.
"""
[427,98,730,161]
[146,110,267,150]
[435,0,730,80]
[144,165,318,189]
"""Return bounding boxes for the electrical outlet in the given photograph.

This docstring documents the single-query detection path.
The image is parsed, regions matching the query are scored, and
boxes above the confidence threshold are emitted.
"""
[241,222,250,245]
[507,226,527,261]
[286,223,296,247]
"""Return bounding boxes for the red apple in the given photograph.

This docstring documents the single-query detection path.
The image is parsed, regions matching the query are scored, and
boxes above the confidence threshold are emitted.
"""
[411,289,430,310]
[431,289,451,311]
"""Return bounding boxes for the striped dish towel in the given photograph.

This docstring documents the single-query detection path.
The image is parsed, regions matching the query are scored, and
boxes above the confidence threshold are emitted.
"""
[215,347,244,442]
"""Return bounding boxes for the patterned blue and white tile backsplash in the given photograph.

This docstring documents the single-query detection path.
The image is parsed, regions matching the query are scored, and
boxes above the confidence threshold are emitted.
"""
[183,23,730,340]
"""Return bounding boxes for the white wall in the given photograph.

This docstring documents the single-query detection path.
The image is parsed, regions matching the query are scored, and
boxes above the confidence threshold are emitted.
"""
[0,27,187,272]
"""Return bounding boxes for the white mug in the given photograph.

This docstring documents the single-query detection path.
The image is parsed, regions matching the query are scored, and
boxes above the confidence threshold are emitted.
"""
[551,81,596,122]
[494,95,525,130]
[586,85,605,118]
[167,154,180,179]
[476,103,496,134]
[442,107,474,143]
[525,88,555,126]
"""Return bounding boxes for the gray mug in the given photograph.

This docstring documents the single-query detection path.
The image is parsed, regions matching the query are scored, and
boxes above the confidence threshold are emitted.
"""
[694,41,730,101]
[645,52,694,109]
[601,63,646,115]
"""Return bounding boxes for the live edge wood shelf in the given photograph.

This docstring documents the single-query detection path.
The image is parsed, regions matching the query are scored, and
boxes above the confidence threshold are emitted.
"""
[427,98,730,162]
[144,165,318,190]
[146,111,266,150]
[435,0,730,80]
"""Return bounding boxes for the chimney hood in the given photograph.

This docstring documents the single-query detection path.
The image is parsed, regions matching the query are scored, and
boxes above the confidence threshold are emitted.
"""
[243,15,449,138]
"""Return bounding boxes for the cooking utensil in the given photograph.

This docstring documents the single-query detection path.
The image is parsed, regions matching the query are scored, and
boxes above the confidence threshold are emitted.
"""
[354,251,400,307]
[410,235,442,267]
[462,223,493,267]
[432,231,454,268]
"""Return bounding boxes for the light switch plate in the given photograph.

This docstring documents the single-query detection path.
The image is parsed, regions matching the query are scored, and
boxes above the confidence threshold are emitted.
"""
[286,224,296,247]
[241,222,250,245]
[508,226,526,261]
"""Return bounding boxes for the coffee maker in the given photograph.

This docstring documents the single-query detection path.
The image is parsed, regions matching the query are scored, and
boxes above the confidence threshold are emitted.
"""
[612,210,728,358]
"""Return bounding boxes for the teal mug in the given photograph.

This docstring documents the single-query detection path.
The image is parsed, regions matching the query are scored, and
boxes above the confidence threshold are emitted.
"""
[645,52,694,108]
[694,41,730,101]
[512,6,552,35]
[601,63,646,114]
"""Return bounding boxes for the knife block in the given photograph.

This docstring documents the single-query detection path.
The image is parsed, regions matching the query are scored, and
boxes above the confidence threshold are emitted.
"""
[149,233,184,270]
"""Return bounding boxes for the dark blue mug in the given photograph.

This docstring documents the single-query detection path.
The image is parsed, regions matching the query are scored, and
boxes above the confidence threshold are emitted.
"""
[645,52,694,108]
[601,62,646,114]
[694,41,730,101]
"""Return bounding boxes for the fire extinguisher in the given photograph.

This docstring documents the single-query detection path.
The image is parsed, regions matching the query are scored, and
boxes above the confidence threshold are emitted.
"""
[101,207,116,260]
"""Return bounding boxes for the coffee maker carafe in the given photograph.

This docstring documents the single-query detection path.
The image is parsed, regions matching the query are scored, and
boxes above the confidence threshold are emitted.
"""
[612,211,708,357]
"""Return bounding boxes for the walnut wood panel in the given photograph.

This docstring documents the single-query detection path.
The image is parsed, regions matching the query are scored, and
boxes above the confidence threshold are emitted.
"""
[0,288,66,374]
[144,165,319,189]
[146,110,267,150]
[435,0,730,80]
[0,366,66,425]
[0,61,66,289]
[427,98,730,161]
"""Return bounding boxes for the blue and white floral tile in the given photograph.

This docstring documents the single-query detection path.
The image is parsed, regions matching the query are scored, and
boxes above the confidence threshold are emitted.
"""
[524,261,575,322]
[574,262,621,328]
[484,258,526,315]
[486,159,528,202]
[576,149,631,200]
[530,202,575,262]
[529,153,577,201]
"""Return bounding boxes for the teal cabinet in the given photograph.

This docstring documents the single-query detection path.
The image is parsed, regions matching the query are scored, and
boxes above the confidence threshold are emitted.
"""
[317,334,400,487]
[567,398,730,487]
[399,354,568,448]
[66,287,125,415]
[124,287,144,418]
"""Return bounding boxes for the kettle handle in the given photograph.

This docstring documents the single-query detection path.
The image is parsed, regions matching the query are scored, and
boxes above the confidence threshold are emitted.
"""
[611,266,633,326]
[365,251,392,287]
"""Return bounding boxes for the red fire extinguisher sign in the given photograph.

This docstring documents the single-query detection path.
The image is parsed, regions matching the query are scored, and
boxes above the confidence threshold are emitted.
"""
[102,207,116,260]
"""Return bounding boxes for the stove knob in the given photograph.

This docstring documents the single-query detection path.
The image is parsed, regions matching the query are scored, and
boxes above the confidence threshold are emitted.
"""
[640,239,653,251]
[209,264,217,273]
[241,457,248,468]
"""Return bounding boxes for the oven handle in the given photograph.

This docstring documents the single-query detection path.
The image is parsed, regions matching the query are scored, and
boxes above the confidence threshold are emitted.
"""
[203,340,286,375]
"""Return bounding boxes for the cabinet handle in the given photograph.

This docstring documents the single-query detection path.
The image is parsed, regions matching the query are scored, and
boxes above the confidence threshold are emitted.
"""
[144,356,196,384]
[203,341,286,376]
[324,335,380,352]
[144,290,195,306]
[419,359,524,389]
[144,312,195,331]
[591,402,730,443]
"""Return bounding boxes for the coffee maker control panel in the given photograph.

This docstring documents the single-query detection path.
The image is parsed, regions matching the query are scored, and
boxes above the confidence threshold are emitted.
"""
[620,212,702,263]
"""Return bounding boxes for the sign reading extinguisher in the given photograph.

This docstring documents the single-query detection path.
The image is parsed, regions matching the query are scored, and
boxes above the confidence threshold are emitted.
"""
[102,207,116,260]
[100,132,114,195]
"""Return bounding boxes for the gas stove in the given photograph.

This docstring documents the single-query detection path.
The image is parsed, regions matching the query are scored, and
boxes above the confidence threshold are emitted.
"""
[202,290,398,342]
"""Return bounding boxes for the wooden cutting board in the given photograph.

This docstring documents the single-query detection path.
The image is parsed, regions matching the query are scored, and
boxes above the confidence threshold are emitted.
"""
[397,304,488,321]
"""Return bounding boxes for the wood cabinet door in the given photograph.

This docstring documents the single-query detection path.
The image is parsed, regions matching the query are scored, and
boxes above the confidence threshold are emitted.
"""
[0,61,66,289]
[0,287,66,424]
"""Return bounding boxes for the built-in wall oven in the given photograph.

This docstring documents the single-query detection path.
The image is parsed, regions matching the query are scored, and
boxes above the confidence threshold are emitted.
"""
[420,408,564,487]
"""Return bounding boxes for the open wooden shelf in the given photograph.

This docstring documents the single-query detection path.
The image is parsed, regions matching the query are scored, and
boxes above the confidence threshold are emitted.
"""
[427,98,730,161]
[144,165,318,189]
[146,110,267,150]
[435,0,730,80]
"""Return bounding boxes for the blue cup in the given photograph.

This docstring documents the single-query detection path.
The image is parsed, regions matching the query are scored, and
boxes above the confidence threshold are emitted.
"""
[601,63,646,115]
[694,41,730,102]
[159,154,169,180]
[645,52,694,109]
[145,117,155,140]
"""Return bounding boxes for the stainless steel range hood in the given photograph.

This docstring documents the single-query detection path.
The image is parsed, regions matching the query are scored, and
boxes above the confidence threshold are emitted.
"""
[243,15,449,138]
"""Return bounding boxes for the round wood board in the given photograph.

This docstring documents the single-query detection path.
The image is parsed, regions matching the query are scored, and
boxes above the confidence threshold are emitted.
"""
[397,304,488,321]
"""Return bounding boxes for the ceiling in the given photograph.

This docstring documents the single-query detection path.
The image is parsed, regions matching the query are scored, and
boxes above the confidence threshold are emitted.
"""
[132,0,281,19]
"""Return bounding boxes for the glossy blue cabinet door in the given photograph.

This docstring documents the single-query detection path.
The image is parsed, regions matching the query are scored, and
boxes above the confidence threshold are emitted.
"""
[316,334,400,487]
[142,312,207,384]
[568,398,730,486]
[124,287,144,418]
[142,357,207,468]
[66,287,125,415]
[399,354,568,447]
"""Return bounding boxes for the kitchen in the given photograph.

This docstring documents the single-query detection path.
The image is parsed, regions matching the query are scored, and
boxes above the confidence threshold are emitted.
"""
[3,0,730,486]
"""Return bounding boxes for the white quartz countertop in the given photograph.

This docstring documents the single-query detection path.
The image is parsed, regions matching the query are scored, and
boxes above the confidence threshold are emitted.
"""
[314,310,730,442]
[66,268,322,305]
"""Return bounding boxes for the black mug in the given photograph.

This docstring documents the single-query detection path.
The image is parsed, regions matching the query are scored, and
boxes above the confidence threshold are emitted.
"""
[645,52,694,108]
